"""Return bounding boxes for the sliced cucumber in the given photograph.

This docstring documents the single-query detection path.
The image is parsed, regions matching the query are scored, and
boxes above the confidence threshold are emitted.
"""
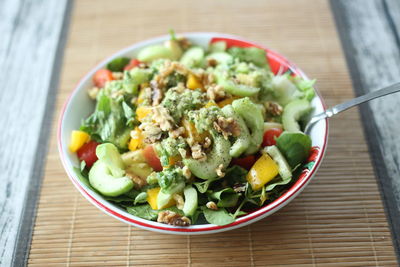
[96,143,125,177]
[180,47,204,68]
[137,45,175,62]
[183,135,231,180]
[282,99,312,132]
[271,75,298,106]
[206,52,233,65]
[89,161,133,197]
[183,186,198,216]
[157,190,174,210]
[264,145,292,180]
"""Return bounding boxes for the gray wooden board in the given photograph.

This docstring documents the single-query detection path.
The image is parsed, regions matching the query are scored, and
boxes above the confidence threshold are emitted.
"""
[0,0,70,266]
[331,0,400,258]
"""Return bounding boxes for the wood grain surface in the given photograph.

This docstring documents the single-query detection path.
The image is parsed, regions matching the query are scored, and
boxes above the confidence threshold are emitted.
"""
[0,0,69,266]
[27,0,398,266]
[331,0,400,256]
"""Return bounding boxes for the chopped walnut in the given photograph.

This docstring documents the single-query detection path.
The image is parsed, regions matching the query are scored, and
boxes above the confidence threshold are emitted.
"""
[88,87,100,100]
[206,201,218,210]
[112,72,123,80]
[233,183,246,193]
[154,61,189,87]
[206,84,225,101]
[182,166,191,179]
[191,143,207,161]
[126,171,147,189]
[264,101,283,116]
[235,73,256,87]
[213,116,241,139]
[151,106,174,131]
[173,194,185,210]
[150,80,163,106]
[169,127,185,139]
[215,164,225,178]
[157,210,191,226]
[178,37,192,50]
[207,58,218,67]
[139,122,163,144]
[203,137,212,149]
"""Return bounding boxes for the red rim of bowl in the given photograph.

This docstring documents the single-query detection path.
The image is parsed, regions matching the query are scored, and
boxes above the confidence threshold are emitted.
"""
[57,33,328,234]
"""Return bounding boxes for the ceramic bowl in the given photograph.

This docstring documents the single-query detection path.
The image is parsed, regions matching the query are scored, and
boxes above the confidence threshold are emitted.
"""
[58,32,328,235]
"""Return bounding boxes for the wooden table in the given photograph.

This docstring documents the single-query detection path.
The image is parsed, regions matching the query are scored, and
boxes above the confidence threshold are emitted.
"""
[1,0,399,266]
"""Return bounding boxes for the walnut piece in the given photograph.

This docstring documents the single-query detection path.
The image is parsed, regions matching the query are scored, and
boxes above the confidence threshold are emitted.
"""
[206,201,218,210]
[87,87,100,100]
[139,122,162,144]
[182,166,191,179]
[264,101,283,116]
[173,194,185,210]
[213,116,241,139]
[152,106,174,131]
[157,210,191,226]
[112,72,123,80]
[126,171,147,189]
[191,143,207,161]
[206,84,225,101]
[169,127,185,139]
[215,164,225,178]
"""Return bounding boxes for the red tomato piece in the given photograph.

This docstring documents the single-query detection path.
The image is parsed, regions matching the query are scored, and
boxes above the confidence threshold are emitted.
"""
[123,59,142,71]
[143,145,163,172]
[231,155,256,170]
[262,128,283,147]
[93,69,114,88]
[77,141,99,168]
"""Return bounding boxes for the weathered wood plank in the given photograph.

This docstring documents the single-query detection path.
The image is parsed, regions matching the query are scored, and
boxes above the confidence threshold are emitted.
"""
[0,0,70,266]
[331,0,400,257]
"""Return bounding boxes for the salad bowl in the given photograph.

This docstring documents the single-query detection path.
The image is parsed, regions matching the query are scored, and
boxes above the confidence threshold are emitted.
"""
[58,32,328,234]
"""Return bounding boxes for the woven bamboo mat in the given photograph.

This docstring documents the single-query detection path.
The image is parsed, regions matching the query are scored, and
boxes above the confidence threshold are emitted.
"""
[28,0,398,266]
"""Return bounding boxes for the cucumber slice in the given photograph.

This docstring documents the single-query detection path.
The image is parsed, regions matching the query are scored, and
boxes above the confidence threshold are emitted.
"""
[137,45,175,62]
[183,135,231,180]
[180,47,204,68]
[96,143,125,177]
[264,146,292,180]
[183,186,198,216]
[282,99,312,132]
[157,190,174,210]
[271,75,298,106]
[89,161,133,197]
[206,52,233,65]
[218,78,260,97]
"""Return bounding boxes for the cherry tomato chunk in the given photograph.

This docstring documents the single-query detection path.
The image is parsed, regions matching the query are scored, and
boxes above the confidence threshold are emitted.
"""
[231,155,256,170]
[262,128,283,147]
[77,141,99,168]
[143,145,163,172]
[93,69,114,88]
[124,59,142,71]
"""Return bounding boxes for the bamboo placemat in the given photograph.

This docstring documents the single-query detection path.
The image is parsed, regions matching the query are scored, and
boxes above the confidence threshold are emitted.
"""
[28,0,398,266]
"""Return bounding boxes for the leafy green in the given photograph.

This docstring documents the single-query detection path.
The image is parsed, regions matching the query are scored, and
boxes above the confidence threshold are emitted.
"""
[293,77,316,101]
[107,57,130,72]
[134,192,148,205]
[193,178,219,193]
[156,167,186,194]
[127,204,158,220]
[276,132,312,168]
[209,188,240,208]
[227,47,269,68]
[224,166,248,186]
[264,175,292,192]
[80,89,136,150]
[202,207,235,226]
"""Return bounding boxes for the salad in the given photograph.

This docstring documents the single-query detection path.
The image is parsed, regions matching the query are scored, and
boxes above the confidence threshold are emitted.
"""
[69,32,316,226]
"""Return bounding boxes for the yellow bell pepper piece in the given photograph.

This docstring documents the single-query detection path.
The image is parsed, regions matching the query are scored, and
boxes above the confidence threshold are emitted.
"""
[136,106,151,122]
[69,130,90,152]
[205,101,218,108]
[128,128,143,151]
[217,96,239,108]
[167,155,181,167]
[146,187,176,210]
[186,73,203,90]
[247,153,279,191]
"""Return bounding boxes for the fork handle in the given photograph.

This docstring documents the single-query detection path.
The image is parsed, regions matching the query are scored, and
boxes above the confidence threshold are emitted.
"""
[325,82,400,118]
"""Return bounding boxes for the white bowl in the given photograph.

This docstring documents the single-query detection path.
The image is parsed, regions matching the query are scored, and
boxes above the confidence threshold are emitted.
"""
[58,32,328,235]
